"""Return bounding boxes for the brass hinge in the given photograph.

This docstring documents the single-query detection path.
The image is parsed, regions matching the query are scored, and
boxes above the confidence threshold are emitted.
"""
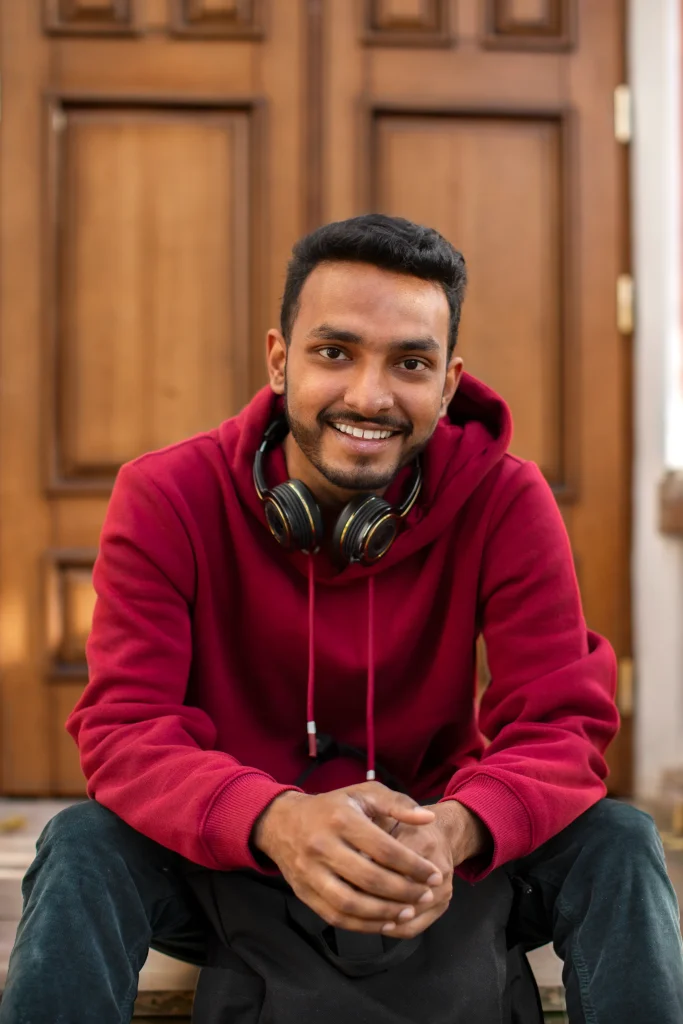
[614,84,632,143]
[617,656,634,715]
[616,273,634,334]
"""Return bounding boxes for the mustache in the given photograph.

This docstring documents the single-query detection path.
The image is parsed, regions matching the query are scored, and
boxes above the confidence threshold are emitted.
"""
[319,411,413,434]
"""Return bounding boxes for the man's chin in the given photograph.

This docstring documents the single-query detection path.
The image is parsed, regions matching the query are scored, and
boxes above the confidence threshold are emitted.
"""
[315,457,399,494]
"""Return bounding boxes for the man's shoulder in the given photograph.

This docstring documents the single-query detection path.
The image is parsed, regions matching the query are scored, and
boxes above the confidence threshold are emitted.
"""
[118,425,233,506]
[478,452,543,504]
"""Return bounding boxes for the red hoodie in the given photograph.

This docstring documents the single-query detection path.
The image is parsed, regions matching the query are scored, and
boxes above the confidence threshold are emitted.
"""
[67,373,618,882]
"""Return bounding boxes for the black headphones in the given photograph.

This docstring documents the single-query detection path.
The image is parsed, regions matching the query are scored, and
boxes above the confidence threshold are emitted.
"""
[253,417,422,566]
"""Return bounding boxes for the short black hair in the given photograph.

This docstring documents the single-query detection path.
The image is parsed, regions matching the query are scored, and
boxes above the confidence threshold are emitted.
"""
[280,214,467,358]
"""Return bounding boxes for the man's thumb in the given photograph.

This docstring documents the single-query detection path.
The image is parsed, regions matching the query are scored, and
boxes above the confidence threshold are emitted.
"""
[388,793,436,824]
[352,785,435,825]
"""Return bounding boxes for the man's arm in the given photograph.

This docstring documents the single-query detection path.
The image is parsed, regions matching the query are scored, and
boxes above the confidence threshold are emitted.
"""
[68,460,300,873]
[442,460,619,881]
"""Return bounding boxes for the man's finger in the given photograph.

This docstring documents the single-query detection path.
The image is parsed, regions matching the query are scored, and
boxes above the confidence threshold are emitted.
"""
[341,813,443,885]
[382,900,450,939]
[350,785,436,827]
[301,870,418,925]
[331,843,434,905]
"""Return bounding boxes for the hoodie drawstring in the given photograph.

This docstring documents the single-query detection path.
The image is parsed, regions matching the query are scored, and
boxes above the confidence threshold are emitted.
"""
[306,557,376,782]
[306,555,317,758]
[365,576,376,781]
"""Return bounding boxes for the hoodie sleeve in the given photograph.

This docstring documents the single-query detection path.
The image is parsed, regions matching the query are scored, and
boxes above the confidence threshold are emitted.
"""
[66,461,300,871]
[442,460,619,882]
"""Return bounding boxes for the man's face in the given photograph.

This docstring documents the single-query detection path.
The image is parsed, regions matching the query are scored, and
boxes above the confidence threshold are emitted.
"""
[267,261,463,499]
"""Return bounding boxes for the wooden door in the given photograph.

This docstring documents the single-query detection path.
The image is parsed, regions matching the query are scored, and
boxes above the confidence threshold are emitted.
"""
[318,0,632,791]
[0,0,632,796]
[0,0,310,793]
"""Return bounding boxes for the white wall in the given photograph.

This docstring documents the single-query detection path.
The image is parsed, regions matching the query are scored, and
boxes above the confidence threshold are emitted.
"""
[630,0,683,796]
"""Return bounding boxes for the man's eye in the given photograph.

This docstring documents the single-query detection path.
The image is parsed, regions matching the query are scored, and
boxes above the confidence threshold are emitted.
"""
[320,347,349,361]
[400,358,427,371]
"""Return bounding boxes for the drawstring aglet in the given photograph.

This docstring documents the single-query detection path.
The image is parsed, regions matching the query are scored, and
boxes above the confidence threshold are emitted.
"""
[307,720,317,759]
[366,769,376,781]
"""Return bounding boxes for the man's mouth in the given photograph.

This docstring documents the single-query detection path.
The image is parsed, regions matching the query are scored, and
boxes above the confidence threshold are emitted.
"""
[329,421,401,441]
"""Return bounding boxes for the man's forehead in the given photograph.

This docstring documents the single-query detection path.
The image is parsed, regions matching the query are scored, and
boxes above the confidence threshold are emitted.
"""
[296,261,449,333]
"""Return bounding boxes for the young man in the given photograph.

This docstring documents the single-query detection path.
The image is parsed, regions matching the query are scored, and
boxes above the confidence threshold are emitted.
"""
[1,215,682,1023]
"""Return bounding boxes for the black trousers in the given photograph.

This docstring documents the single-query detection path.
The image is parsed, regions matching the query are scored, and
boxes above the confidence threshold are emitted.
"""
[1,798,682,1023]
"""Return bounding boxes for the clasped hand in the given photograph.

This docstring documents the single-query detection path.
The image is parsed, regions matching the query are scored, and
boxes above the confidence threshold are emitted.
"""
[253,782,485,939]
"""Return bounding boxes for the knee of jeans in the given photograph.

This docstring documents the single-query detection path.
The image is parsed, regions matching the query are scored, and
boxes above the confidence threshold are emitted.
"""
[38,800,126,859]
[587,800,660,861]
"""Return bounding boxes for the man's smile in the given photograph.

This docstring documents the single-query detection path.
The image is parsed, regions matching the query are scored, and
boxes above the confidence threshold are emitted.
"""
[330,421,398,441]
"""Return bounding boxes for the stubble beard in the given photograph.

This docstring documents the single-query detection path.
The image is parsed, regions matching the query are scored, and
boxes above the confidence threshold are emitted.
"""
[283,382,429,493]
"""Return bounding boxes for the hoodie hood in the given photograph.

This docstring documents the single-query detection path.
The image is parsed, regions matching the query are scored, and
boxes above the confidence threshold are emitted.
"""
[222,371,513,582]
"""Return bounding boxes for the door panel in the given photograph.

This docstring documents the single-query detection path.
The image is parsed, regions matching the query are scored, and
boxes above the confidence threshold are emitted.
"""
[0,0,307,793]
[374,113,564,484]
[323,0,631,791]
[53,105,251,487]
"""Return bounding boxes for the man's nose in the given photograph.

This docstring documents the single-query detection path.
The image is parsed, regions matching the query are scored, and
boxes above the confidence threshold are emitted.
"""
[343,366,394,417]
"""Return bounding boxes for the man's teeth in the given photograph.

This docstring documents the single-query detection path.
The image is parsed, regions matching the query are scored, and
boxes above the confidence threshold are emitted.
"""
[333,423,394,441]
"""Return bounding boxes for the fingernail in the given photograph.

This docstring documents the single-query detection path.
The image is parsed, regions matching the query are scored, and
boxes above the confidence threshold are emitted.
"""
[398,907,415,922]
[382,922,396,933]
[427,872,442,886]
[418,889,434,904]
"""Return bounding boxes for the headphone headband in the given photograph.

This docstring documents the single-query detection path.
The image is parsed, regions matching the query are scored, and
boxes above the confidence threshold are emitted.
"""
[253,417,289,499]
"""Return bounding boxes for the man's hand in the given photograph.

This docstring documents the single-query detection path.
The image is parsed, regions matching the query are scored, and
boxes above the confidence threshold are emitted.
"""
[384,801,492,940]
[252,783,444,934]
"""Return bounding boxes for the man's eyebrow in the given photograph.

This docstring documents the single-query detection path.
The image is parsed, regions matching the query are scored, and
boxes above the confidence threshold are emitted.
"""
[389,337,440,354]
[308,324,363,343]
[308,323,441,354]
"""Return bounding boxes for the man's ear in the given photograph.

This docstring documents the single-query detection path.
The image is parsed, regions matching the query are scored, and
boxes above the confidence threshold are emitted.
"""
[266,329,287,394]
[440,356,464,417]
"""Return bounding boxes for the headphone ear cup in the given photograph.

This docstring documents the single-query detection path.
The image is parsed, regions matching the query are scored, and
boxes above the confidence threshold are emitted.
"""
[263,480,323,553]
[332,494,399,566]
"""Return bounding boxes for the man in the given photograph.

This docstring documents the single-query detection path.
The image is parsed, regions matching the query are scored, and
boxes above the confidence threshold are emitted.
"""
[1,214,682,1023]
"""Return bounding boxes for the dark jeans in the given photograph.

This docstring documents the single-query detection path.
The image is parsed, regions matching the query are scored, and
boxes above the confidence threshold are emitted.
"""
[0,798,681,1024]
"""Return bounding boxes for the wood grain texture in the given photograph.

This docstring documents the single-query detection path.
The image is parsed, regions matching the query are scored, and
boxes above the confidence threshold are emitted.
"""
[47,102,252,492]
[483,0,576,50]
[169,0,264,39]
[364,0,452,46]
[372,109,568,492]
[44,549,98,677]
[0,0,631,796]
[324,0,631,793]
[44,0,142,36]
[0,0,307,794]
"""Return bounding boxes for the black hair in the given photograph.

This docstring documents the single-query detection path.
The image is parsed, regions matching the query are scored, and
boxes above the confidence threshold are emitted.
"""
[280,214,467,358]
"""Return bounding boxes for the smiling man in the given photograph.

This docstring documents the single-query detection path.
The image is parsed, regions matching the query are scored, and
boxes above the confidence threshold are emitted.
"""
[2,215,682,1024]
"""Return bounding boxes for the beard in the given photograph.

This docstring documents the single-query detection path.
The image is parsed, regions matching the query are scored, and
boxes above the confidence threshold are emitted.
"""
[283,381,430,493]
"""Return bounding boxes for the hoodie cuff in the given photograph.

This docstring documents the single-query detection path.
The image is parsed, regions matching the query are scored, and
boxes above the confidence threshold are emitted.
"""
[202,772,302,873]
[441,774,534,883]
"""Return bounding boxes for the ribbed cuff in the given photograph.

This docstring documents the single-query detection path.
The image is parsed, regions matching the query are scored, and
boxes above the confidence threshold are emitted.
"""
[441,774,534,882]
[202,772,302,872]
